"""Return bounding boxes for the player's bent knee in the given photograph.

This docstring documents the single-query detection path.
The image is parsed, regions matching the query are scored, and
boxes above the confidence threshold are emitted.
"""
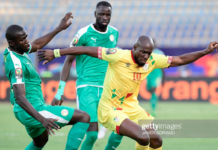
[150,137,163,148]
[137,135,150,146]
[80,111,90,123]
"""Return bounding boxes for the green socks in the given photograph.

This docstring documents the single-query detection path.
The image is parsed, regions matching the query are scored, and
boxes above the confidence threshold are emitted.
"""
[151,92,158,116]
[25,142,43,150]
[65,122,89,150]
[81,131,98,150]
[105,132,123,150]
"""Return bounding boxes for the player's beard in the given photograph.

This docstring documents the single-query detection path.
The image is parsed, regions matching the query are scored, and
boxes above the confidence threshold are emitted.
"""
[97,21,108,30]
[135,58,145,67]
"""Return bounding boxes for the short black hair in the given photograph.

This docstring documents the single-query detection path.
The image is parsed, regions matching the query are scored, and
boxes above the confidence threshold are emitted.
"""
[5,25,23,41]
[96,1,112,9]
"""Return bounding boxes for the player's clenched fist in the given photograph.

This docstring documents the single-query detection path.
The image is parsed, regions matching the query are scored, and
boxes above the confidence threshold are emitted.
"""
[51,96,64,106]
[205,41,218,54]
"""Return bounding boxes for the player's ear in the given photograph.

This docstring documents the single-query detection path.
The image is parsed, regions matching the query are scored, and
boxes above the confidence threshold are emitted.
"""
[94,11,97,17]
[133,44,137,51]
[8,40,15,47]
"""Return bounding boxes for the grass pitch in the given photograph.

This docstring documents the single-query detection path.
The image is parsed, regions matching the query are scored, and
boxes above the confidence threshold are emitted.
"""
[0,101,218,150]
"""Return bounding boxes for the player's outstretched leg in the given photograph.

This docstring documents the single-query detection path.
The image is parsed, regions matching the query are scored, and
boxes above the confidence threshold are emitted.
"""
[135,124,162,150]
[66,109,90,150]
[146,123,162,150]
[119,119,150,150]
[80,122,98,150]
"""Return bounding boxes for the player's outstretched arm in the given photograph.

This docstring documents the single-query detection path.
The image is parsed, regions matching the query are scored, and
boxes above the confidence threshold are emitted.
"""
[29,12,73,53]
[169,42,218,67]
[38,46,98,65]
[50,55,76,106]
[13,84,60,135]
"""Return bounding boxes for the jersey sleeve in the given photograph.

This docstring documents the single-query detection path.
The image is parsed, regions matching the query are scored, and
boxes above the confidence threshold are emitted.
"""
[98,47,123,63]
[5,60,25,85]
[70,31,86,47]
[152,53,173,69]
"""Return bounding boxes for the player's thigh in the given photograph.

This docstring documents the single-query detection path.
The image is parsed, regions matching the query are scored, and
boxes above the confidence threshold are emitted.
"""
[77,86,101,122]
[14,104,75,138]
[128,105,154,125]
[98,106,128,135]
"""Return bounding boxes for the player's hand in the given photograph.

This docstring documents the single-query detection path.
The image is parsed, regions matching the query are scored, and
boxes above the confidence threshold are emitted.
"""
[57,12,73,31]
[51,96,64,106]
[205,41,218,54]
[41,118,60,136]
[37,50,54,65]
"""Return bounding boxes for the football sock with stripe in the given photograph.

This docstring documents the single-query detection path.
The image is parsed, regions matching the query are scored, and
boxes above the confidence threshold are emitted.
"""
[25,141,43,150]
[65,122,89,150]
[135,142,149,150]
[105,132,123,150]
[150,146,162,150]
[151,92,158,113]
[81,131,98,150]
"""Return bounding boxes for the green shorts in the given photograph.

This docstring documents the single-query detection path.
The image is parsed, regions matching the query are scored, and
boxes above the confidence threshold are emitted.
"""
[76,86,103,122]
[14,104,74,138]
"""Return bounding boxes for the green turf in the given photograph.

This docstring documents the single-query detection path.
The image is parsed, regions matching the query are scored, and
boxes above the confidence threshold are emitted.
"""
[0,102,218,150]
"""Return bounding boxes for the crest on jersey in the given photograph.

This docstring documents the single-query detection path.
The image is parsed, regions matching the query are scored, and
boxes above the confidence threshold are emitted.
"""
[114,116,120,122]
[143,63,149,71]
[72,37,79,46]
[110,35,114,42]
[61,109,69,116]
[105,48,117,55]
[15,68,23,79]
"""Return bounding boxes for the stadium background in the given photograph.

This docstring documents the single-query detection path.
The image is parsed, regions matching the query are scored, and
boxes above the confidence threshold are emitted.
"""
[0,0,218,150]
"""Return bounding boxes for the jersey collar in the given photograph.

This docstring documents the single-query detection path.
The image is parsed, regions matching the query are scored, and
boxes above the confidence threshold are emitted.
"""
[7,47,25,56]
[91,24,108,34]
[131,50,137,64]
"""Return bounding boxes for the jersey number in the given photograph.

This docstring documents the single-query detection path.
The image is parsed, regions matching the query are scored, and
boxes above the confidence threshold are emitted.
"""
[133,73,141,81]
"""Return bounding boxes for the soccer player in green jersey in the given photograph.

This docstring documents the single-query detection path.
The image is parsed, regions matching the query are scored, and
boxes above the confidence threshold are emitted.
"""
[4,13,90,150]
[146,40,165,117]
[53,1,123,150]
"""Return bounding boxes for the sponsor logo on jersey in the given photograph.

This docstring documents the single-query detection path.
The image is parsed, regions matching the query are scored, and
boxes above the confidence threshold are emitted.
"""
[91,37,97,42]
[110,35,114,42]
[15,68,23,79]
[125,63,131,67]
[61,109,69,116]
[72,37,78,46]
[105,48,117,55]
[143,63,149,71]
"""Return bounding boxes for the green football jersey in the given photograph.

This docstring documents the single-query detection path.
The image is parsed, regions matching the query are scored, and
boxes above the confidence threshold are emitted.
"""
[4,46,45,112]
[70,24,119,87]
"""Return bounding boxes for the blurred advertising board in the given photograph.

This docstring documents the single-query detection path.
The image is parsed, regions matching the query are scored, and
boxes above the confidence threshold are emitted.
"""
[0,77,218,104]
